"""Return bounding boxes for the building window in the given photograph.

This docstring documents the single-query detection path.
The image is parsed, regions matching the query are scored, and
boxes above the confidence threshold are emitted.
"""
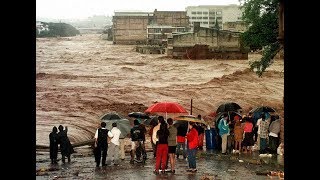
[191,11,196,15]
[209,17,215,19]
[197,17,202,19]
[209,11,215,15]
[216,11,222,15]
[203,17,208,19]
[203,22,208,24]
[203,12,208,14]
[192,17,196,19]
[197,11,202,14]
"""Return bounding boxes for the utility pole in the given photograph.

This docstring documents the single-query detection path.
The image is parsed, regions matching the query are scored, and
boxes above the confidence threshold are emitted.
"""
[190,99,193,115]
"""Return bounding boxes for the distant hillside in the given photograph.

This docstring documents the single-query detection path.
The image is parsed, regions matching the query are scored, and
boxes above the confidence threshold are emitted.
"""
[37,22,80,37]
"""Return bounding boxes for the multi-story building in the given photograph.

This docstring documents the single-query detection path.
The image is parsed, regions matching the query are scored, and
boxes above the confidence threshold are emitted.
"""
[112,9,190,45]
[186,4,242,29]
[112,11,154,44]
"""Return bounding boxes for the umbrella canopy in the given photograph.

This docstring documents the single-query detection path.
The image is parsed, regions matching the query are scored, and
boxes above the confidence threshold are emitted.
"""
[145,102,188,114]
[128,112,150,119]
[142,116,158,126]
[214,111,242,129]
[100,112,122,120]
[174,115,207,124]
[251,106,276,113]
[216,102,242,113]
[100,113,130,138]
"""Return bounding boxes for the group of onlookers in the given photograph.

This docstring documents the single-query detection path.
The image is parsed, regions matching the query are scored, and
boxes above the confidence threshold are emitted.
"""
[49,125,74,164]
[49,111,281,175]
[216,112,281,155]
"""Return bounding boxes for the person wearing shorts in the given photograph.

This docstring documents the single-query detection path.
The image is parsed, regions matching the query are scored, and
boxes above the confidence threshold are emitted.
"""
[167,118,177,173]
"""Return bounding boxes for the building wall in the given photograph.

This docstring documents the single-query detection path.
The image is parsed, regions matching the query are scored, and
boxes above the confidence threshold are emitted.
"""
[153,10,189,27]
[186,5,242,29]
[112,16,152,44]
[171,28,240,49]
[223,21,247,32]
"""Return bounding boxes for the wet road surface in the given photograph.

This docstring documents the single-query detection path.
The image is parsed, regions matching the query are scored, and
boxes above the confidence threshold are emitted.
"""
[36,146,284,179]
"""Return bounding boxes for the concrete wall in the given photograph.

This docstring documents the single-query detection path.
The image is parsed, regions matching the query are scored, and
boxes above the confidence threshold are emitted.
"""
[223,21,247,32]
[113,16,151,44]
[172,28,240,49]
[153,11,189,27]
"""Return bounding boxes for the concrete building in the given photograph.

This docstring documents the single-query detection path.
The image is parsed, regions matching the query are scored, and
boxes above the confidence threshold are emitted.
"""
[223,21,247,32]
[185,4,242,29]
[112,10,190,45]
[112,11,154,44]
[167,22,248,60]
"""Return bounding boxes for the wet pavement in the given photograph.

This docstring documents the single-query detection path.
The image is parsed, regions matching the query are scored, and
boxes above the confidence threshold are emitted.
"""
[36,146,284,179]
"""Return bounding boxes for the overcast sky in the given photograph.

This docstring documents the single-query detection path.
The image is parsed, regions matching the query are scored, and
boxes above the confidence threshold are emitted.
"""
[36,0,240,19]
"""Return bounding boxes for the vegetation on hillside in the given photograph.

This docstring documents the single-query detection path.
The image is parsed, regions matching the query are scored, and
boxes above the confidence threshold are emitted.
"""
[37,22,80,37]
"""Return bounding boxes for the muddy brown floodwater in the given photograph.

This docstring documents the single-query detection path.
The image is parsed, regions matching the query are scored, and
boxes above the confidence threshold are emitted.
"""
[36,34,284,146]
[36,34,284,179]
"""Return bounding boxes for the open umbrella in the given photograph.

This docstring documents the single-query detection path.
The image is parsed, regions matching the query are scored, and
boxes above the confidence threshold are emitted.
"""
[100,112,122,120]
[216,102,242,113]
[214,111,242,128]
[174,115,207,124]
[100,113,131,138]
[251,106,276,113]
[142,116,158,126]
[128,112,150,119]
[145,101,188,119]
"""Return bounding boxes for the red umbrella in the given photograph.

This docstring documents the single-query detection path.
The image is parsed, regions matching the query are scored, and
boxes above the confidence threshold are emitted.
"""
[145,102,188,119]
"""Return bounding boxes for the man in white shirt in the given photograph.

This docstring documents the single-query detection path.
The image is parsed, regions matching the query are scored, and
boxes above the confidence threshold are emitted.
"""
[107,122,121,165]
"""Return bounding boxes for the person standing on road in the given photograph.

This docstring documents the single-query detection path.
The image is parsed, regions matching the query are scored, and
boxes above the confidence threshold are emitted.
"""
[167,118,177,173]
[268,115,281,154]
[130,119,144,164]
[176,122,187,159]
[218,114,230,155]
[154,121,169,174]
[49,126,59,164]
[107,122,121,165]
[196,115,205,150]
[94,122,113,167]
[186,122,198,173]
[57,125,74,164]
[152,116,165,158]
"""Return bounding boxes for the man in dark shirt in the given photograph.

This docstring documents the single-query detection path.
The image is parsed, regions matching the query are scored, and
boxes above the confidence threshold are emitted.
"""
[130,119,145,163]
[94,122,113,167]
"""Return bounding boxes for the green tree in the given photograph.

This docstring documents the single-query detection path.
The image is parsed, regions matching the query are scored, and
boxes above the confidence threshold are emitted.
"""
[240,0,282,76]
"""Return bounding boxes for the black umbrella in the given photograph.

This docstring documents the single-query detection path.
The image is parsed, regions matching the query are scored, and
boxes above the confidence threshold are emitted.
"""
[100,112,130,138]
[128,112,150,119]
[251,106,276,113]
[100,112,122,120]
[216,102,242,113]
[214,111,242,128]
[142,116,158,126]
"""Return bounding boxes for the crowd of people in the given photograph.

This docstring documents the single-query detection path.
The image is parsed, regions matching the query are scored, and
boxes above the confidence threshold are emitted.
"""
[48,111,282,175]
[216,112,282,155]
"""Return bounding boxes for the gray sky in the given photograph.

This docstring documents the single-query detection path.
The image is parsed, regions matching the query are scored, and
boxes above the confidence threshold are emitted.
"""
[36,0,240,19]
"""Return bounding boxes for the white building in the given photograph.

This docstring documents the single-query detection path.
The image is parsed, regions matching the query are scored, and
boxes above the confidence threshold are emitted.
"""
[186,4,242,29]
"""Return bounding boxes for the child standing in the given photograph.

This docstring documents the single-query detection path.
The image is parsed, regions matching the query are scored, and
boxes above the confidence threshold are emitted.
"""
[233,120,243,154]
